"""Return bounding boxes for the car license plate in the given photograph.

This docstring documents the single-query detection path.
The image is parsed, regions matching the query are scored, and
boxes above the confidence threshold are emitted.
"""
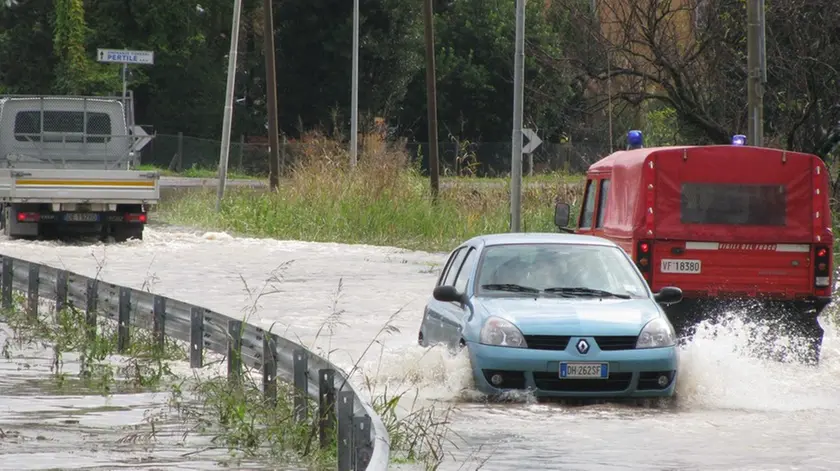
[64,212,99,222]
[660,258,701,274]
[560,363,608,379]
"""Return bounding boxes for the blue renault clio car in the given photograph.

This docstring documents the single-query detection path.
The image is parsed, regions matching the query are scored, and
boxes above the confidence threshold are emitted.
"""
[418,233,684,398]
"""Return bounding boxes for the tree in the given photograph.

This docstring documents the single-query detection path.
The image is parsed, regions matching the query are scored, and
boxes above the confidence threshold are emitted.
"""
[0,0,57,94]
[398,0,587,146]
[557,0,840,156]
[273,0,423,137]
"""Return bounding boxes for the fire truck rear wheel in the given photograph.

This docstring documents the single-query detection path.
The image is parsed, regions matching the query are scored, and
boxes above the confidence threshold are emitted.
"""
[792,314,824,366]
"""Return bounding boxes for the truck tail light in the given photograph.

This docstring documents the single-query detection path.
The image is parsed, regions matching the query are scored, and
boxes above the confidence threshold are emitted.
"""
[124,213,147,223]
[637,240,652,284]
[16,212,40,222]
[814,245,831,294]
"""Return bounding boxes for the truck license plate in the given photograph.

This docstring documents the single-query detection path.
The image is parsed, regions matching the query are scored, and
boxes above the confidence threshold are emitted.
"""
[64,213,99,222]
[660,259,701,274]
[560,363,608,379]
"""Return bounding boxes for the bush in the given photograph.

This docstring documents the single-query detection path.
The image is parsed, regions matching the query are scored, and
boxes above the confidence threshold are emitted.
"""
[157,131,585,252]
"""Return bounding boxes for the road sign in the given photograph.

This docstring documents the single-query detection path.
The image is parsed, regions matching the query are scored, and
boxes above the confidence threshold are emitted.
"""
[522,128,543,154]
[97,49,155,65]
[132,126,153,152]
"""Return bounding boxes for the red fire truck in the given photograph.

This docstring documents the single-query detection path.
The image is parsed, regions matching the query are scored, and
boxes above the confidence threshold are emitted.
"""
[553,132,833,363]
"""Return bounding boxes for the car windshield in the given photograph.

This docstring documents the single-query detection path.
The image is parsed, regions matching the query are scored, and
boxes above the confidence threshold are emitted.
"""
[474,243,649,298]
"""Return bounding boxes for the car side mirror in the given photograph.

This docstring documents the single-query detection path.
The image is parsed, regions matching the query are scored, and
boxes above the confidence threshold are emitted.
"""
[433,285,465,304]
[554,202,574,233]
[654,286,683,305]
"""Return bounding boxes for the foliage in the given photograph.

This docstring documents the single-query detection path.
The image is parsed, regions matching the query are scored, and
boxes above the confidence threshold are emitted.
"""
[557,0,840,157]
[398,0,586,147]
[6,0,840,175]
[157,133,584,252]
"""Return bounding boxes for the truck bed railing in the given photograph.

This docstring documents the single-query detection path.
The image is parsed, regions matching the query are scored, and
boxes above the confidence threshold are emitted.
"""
[0,95,151,170]
[8,132,137,170]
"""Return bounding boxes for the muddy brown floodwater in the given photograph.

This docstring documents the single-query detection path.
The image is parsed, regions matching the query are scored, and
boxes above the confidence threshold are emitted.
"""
[0,325,292,470]
[2,226,840,470]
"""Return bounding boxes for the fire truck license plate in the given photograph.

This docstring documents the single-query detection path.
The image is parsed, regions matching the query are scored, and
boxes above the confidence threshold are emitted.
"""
[660,259,701,274]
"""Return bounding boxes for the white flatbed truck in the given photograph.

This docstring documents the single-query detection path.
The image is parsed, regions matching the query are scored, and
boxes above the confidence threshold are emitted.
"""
[0,95,159,242]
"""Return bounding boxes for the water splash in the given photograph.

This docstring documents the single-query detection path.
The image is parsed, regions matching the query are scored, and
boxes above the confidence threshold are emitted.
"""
[359,344,476,403]
[675,309,840,412]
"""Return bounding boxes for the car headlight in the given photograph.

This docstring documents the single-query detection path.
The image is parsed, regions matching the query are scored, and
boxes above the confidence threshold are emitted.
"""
[636,317,676,349]
[480,316,528,348]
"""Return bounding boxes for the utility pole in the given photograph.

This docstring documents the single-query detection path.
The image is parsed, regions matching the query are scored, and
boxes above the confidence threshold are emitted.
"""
[510,0,525,232]
[350,0,360,167]
[216,0,244,212]
[263,0,280,191]
[422,0,440,199]
[746,0,765,147]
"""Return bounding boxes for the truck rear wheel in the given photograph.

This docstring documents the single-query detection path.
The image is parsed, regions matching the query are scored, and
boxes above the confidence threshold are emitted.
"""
[109,224,144,243]
[789,311,824,366]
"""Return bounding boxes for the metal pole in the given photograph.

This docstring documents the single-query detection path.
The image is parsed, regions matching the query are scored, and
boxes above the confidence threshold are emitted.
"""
[122,64,129,134]
[510,0,525,232]
[263,0,280,190]
[422,0,440,199]
[216,0,244,212]
[758,0,766,144]
[746,0,763,147]
[121,63,127,100]
[350,0,360,167]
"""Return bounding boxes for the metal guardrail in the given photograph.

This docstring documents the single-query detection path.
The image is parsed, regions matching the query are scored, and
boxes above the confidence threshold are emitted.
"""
[0,254,390,471]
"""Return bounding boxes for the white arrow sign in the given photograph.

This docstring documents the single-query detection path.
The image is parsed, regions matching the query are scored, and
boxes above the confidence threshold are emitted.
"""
[522,128,542,154]
[132,125,153,152]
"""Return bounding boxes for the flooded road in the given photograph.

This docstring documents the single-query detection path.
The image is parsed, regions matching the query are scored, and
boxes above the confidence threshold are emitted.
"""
[0,325,278,470]
[2,226,840,470]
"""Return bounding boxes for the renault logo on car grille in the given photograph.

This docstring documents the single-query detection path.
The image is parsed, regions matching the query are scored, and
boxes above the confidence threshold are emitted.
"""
[576,339,590,354]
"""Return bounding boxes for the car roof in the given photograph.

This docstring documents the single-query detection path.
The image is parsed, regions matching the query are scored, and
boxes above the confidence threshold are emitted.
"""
[464,232,619,248]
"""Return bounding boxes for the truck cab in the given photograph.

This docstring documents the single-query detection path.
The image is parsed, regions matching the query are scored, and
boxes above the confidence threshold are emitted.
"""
[554,131,833,364]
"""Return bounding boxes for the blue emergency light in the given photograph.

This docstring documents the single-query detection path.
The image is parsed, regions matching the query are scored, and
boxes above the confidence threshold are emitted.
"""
[731,134,747,146]
[627,130,644,149]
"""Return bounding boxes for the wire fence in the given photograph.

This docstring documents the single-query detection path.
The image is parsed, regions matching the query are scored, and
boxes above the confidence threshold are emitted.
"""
[0,254,390,471]
[137,132,610,177]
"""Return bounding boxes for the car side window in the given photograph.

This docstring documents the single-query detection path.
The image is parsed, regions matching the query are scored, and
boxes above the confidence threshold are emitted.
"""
[579,179,596,229]
[437,248,463,286]
[442,248,468,286]
[453,248,478,294]
[595,179,610,228]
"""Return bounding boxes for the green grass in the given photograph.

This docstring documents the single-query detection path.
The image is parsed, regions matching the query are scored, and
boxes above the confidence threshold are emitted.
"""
[156,150,584,253]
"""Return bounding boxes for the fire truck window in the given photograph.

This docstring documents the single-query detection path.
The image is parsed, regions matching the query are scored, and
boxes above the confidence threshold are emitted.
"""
[595,179,610,228]
[579,179,596,228]
[680,183,786,226]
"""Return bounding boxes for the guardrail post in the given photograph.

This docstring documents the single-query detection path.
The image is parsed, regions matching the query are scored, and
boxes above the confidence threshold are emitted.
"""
[1,257,12,309]
[190,307,204,368]
[337,390,356,471]
[27,263,39,319]
[262,335,277,405]
[55,271,67,313]
[353,415,373,471]
[118,287,131,353]
[153,295,166,351]
[227,320,242,383]
[318,368,336,448]
[293,349,309,423]
[85,278,98,342]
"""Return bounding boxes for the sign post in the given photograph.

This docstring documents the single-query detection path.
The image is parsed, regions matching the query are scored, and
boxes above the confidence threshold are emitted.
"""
[97,49,155,164]
[510,0,526,233]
